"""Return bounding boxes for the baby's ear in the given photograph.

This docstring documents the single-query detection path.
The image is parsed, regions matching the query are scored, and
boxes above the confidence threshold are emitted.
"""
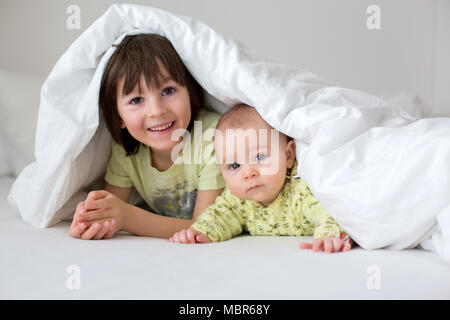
[285,139,296,169]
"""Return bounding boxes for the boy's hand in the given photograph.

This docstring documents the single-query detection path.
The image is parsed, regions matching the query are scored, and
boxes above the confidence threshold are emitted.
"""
[69,190,128,240]
[169,228,211,244]
[69,200,115,240]
[299,236,352,253]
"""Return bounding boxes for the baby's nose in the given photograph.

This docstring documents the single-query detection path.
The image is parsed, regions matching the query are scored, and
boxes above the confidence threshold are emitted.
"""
[243,167,259,180]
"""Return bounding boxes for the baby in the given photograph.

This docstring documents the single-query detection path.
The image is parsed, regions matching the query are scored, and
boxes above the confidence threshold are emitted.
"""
[169,104,353,253]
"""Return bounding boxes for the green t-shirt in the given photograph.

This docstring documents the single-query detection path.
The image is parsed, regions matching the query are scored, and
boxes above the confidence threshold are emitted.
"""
[105,109,225,219]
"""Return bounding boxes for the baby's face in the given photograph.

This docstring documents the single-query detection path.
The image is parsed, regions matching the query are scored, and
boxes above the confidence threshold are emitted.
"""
[215,120,295,206]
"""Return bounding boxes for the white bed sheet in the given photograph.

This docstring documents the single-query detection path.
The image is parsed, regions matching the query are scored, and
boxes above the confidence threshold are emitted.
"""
[1,176,450,300]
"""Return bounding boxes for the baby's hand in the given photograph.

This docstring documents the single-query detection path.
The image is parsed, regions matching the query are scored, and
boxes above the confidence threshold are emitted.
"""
[299,236,352,253]
[169,228,211,244]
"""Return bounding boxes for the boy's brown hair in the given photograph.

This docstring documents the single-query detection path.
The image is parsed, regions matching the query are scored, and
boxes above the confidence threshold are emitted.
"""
[99,34,204,156]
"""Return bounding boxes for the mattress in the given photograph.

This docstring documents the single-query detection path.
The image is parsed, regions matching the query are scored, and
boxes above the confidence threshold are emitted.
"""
[1,176,450,299]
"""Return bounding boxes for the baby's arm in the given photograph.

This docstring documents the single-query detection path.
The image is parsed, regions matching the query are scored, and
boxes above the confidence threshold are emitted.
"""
[170,188,245,243]
[297,180,352,253]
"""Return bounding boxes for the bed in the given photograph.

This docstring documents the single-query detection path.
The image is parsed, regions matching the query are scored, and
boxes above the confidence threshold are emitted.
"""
[1,175,450,299]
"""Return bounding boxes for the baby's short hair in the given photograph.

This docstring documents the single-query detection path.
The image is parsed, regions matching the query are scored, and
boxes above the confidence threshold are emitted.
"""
[216,103,293,142]
[216,103,262,131]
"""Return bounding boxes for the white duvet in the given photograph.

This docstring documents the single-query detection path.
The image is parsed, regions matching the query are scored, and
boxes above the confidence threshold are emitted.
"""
[8,4,450,263]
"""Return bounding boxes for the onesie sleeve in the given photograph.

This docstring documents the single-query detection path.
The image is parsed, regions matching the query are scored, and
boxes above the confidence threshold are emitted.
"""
[104,141,134,188]
[297,179,346,239]
[191,188,245,242]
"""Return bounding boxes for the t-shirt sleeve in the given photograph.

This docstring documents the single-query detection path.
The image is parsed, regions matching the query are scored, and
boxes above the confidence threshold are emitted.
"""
[191,188,245,242]
[296,179,346,239]
[104,141,133,188]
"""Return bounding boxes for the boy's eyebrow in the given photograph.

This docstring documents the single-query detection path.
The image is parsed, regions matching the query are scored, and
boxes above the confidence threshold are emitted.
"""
[119,75,175,100]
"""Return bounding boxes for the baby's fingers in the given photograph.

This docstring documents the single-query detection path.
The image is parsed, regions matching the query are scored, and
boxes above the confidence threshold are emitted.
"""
[195,232,211,243]
[343,241,352,252]
[332,237,344,252]
[169,232,181,243]
[179,230,189,244]
[186,229,197,244]
[312,239,323,252]
[299,242,313,250]
[323,238,333,253]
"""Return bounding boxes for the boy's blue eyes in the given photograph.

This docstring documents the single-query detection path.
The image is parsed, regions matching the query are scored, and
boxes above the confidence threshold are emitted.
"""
[128,87,176,105]
[130,97,144,105]
[162,87,176,96]
[228,154,267,170]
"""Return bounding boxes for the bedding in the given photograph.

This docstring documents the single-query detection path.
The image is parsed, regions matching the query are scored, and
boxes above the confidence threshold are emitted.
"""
[6,4,450,266]
[1,176,450,299]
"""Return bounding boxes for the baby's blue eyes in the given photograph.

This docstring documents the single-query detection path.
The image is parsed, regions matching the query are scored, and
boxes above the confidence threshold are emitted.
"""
[256,153,266,161]
[229,163,240,170]
[228,154,267,171]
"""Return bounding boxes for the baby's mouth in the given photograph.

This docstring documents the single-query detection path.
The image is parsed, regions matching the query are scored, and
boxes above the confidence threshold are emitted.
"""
[247,185,263,192]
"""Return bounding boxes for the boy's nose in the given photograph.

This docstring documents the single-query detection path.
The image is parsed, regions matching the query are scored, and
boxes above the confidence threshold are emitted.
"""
[146,98,167,117]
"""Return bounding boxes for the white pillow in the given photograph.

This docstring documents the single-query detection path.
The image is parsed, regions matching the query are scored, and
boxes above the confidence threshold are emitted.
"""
[0,69,46,177]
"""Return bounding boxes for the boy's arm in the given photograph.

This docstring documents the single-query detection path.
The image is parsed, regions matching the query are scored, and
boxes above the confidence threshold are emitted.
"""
[122,189,223,239]
[190,188,246,242]
[106,183,223,239]
[123,205,198,238]
[104,182,133,203]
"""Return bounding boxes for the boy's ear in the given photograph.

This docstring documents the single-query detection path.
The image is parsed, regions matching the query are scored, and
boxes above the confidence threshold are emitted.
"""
[285,139,296,169]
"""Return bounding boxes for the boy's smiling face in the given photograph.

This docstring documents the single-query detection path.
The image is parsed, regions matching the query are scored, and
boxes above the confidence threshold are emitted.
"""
[116,63,191,156]
[215,116,296,206]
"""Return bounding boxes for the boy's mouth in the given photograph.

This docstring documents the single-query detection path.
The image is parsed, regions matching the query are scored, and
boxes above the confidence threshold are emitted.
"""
[148,121,175,132]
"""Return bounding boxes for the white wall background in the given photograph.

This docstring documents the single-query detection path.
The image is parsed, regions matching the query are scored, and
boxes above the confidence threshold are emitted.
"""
[0,0,449,115]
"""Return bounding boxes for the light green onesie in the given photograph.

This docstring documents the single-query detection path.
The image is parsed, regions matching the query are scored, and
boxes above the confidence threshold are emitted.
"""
[191,161,346,242]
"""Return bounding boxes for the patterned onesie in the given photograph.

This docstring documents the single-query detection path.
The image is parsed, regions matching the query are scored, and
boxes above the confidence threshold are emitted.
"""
[191,162,348,242]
